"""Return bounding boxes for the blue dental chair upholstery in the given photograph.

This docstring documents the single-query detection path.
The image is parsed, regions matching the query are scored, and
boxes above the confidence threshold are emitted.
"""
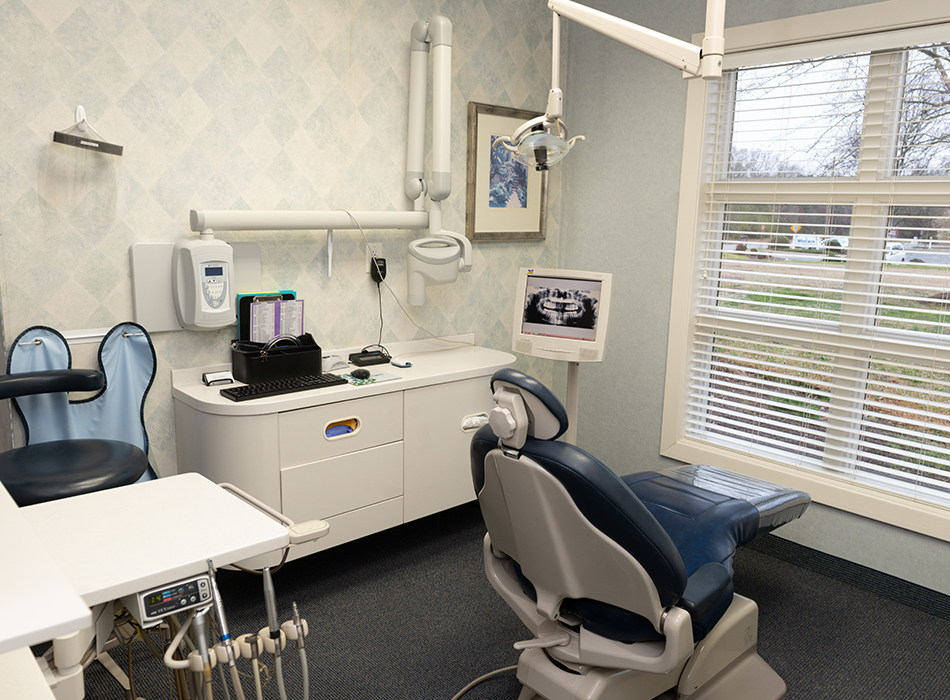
[471,369,810,700]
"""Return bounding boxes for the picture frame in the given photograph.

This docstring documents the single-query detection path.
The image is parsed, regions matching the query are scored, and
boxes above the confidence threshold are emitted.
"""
[465,102,547,242]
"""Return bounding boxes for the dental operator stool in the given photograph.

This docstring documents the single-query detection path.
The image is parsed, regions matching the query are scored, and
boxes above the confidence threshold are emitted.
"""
[471,369,810,700]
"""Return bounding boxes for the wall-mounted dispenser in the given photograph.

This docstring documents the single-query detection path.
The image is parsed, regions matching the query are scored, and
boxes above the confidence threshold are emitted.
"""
[172,233,235,331]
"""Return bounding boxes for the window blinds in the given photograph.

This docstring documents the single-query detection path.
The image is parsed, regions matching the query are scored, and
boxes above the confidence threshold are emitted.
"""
[686,42,950,507]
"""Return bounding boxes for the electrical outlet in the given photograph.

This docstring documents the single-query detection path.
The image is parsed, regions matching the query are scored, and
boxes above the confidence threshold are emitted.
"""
[365,245,379,273]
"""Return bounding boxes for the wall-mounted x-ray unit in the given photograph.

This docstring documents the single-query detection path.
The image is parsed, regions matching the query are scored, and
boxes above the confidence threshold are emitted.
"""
[184,16,471,306]
[131,17,469,328]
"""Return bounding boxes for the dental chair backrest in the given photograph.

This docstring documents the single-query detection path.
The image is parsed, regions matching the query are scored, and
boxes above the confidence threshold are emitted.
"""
[471,368,689,632]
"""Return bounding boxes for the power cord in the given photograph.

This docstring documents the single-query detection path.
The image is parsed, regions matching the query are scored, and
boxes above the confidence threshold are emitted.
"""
[337,209,477,353]
[227,547,290,576]
[375,270,386,352]
[450,665,518,700]
[358,273,390,360]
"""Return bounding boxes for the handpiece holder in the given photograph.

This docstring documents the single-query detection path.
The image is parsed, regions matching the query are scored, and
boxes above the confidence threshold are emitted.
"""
[218,483,329,545]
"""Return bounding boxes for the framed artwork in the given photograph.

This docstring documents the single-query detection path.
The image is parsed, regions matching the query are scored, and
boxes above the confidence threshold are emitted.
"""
[465,102,547,242]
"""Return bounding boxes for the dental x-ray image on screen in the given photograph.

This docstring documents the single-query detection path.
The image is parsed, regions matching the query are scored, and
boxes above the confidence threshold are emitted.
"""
[522,276,601,341]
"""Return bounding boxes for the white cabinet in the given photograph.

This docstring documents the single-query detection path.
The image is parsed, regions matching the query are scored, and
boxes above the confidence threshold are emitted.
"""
[403,377,491,522]
[172,340,513,562]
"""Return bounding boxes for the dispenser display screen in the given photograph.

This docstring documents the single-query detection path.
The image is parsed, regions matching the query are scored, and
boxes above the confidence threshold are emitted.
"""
[204,266,223,277]
[520,275,602,342]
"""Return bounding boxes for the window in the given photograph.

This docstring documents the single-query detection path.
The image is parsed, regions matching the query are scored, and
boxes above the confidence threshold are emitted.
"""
[663,2,950,538]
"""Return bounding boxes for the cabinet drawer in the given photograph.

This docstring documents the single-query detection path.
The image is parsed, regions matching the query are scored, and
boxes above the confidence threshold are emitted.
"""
[280,441,403,522]
[298,498,404,556]
[234,497,404,569]
[278,392,403,467]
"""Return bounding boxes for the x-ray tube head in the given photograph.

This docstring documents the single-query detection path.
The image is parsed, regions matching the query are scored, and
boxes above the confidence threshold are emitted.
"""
[407,236,462,305]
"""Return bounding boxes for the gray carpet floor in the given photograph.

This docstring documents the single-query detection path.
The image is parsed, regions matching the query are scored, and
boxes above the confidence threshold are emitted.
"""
[80,501,950,699]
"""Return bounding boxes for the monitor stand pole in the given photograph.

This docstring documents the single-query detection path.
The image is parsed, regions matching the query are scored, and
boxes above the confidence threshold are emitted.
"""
[564,361,580,445]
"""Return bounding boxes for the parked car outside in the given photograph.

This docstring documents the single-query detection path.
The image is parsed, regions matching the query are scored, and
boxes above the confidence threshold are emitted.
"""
[885,242,905,262]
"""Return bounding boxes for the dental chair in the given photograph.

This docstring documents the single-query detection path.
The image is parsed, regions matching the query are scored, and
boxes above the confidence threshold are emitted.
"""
[470,369,810,700]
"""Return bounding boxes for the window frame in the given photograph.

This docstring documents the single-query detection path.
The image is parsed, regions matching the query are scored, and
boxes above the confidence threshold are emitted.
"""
[662,0,950,541]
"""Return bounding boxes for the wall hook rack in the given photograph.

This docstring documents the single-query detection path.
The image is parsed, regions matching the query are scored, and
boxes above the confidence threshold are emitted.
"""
[52,105,123,156]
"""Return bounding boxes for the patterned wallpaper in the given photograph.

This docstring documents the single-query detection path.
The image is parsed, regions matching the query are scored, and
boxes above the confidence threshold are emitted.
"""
[0,0,561,474]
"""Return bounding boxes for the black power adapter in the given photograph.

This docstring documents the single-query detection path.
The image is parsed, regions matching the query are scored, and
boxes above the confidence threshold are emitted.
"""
[370,256,387,283]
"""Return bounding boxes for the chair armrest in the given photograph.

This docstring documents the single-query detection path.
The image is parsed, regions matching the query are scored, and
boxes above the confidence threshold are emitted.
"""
[679,562,731,620]
[0,369,104,400]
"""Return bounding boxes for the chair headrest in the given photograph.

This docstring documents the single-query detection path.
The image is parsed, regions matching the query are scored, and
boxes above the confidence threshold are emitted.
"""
[488,369,568,449]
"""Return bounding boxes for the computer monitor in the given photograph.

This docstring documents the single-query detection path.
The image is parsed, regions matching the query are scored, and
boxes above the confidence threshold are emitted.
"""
[511,267,613,363]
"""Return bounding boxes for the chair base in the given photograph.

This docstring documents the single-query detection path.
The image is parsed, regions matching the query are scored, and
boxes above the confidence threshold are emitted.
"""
[514,595,785,700]
[515,648,784,700]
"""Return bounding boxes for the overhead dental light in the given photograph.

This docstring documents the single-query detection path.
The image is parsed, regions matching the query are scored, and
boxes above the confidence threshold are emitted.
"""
[496,0,726,171]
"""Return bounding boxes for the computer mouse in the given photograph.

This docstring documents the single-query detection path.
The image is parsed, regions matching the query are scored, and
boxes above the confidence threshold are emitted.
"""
[351,368,371,380]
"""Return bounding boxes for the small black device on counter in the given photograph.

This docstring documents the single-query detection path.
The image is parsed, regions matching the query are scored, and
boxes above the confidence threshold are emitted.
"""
[348,350,390,366]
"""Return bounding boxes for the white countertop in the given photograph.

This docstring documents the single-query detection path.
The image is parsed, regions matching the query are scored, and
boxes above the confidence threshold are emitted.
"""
[0,486,91,654]
[172,336,516,417]
[21,473,290,607]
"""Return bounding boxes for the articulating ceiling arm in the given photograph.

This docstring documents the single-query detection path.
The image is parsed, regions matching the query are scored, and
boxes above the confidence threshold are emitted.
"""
[497,0,726,171]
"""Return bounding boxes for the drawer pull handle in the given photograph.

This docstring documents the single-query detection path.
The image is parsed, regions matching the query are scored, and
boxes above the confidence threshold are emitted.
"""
[325,417,360,439]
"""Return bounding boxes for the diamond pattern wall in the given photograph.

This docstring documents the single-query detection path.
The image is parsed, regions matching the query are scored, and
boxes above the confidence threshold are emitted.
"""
[0,0,562,474]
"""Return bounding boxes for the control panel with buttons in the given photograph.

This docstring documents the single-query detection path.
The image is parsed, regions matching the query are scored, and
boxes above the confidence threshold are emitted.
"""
[122,573,213,628]
[200,262,228,310]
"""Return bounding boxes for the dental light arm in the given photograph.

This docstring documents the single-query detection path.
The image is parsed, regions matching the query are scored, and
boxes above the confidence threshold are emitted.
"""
[500,0,725,170]
[547,0,724,79]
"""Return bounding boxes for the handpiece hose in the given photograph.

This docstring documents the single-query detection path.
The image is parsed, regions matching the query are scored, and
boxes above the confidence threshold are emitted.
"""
[262,567,287,700]
[207,560,247,700]
[193,609,214,700]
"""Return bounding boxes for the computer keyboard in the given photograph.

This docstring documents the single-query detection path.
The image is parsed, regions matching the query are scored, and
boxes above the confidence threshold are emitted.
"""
[219,373,348,401]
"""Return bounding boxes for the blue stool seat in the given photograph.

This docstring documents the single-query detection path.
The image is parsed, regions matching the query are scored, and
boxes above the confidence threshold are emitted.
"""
[0,438,147,506]
[0,365,150,507]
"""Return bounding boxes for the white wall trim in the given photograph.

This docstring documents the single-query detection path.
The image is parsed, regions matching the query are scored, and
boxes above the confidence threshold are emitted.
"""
[698,0,950,54]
